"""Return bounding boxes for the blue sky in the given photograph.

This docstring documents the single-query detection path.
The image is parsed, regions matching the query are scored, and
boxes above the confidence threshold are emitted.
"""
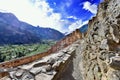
[0,0,102,33]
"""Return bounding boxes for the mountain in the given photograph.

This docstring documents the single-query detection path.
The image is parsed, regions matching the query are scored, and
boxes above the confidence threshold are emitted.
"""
[20,22,64,40]
[0,13,40,44]
[0,12,64,45]
[79,24,88,33]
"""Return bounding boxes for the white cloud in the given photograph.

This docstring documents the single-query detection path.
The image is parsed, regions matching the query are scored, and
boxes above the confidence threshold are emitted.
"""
[0,0,92,33]
[67,16,77,20]
[0,0,64,32]
[83,1,97,14]
[68,20,88,33]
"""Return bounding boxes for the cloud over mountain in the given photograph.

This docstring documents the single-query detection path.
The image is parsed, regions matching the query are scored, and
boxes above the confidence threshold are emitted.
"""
[0,0,101,33]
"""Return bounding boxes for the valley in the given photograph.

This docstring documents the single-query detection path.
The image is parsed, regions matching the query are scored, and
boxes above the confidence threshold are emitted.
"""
[0,41,55,62]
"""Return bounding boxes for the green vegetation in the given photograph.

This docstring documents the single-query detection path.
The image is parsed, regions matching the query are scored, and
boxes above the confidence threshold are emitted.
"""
[0,41,55,62]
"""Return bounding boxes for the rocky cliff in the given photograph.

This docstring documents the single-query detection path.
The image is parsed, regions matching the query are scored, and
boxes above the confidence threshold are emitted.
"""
[77,0,120,80]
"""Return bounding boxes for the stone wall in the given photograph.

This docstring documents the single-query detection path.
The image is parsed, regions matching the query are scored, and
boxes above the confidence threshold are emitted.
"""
[0,39,81,80]
[0,29,82,78]
[78,0,120,80]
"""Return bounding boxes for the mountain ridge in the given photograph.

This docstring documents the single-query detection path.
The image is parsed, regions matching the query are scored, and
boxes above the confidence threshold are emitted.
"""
[0,12,64,45]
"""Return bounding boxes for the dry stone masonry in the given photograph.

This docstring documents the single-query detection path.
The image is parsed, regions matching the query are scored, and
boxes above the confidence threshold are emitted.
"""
[77,0,120,80]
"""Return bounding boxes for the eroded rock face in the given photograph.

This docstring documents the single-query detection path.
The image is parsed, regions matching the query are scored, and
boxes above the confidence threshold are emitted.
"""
[78,0,120,80]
